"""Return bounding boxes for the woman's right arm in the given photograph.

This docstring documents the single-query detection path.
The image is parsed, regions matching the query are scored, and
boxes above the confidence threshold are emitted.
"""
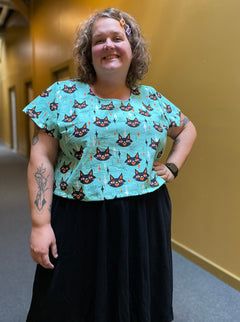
[27,126,59,269]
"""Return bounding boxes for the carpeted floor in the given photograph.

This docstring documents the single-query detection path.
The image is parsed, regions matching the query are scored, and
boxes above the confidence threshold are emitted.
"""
[0,142,240,322]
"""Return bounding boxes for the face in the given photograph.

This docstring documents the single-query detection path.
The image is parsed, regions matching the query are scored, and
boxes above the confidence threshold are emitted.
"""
[91,18,133,80]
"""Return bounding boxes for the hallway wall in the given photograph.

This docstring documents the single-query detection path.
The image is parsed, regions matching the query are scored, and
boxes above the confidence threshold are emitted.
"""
[0,12,32,155]
[0,0,239,289]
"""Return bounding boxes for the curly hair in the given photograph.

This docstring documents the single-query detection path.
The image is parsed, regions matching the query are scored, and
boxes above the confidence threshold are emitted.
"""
[73,8,150,88]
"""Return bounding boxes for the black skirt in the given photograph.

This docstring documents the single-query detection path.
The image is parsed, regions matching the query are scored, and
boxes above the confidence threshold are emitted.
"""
[26,185,173,322]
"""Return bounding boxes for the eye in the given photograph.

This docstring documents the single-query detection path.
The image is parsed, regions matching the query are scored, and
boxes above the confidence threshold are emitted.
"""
[114,36,123,42]
[94,39,103,45]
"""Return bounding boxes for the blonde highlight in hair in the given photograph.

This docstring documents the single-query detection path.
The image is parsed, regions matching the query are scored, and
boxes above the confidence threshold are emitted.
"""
[73,8,150,88]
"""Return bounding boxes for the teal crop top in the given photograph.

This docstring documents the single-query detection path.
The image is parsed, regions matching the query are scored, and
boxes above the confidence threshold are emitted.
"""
[23,79,181,201]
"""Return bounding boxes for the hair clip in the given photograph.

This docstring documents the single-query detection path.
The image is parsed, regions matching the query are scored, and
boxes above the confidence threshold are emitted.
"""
[119,17,131,36]
[120,18,125,27]
[125,25,131,36]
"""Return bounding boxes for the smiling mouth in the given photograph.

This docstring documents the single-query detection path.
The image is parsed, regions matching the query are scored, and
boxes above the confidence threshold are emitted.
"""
[103,55,119,60]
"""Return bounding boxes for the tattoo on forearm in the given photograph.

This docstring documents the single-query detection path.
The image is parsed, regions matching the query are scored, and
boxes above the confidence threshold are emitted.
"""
[173,138,181,146]
[181,115,190,127]
[33,164,49,211]
[168,138,181,159]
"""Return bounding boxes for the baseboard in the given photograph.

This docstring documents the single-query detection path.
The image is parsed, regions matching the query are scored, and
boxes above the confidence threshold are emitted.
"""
[171,239,240,292]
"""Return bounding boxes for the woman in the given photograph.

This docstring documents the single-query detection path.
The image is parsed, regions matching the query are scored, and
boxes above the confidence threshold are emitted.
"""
[24,7,196,322]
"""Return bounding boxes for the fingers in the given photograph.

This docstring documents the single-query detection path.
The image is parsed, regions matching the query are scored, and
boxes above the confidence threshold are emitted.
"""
[50,241,58,260]
[41,253,55,269]
[153,162,175,183]
[30,238,58,269]
[30,224,58,269]
[31,249,55,269]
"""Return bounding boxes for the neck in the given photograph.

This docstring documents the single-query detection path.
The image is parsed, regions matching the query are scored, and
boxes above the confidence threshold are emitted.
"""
[91,78,130,100]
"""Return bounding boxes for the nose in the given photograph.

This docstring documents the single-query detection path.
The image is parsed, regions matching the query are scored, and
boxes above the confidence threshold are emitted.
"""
[104,38,114,50]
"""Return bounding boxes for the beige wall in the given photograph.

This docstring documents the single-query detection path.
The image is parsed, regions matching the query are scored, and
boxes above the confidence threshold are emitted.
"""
[0,0,239,289]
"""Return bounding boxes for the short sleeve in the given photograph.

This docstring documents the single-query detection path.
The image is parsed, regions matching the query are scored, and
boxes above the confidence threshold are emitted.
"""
[155,89,181,129]
[22,82,60,139]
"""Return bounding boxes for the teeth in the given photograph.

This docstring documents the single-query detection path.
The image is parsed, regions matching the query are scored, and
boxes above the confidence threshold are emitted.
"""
[104,55,118,59]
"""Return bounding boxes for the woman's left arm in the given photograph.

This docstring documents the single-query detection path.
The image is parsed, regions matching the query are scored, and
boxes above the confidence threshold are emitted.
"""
[153,113,197,182]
